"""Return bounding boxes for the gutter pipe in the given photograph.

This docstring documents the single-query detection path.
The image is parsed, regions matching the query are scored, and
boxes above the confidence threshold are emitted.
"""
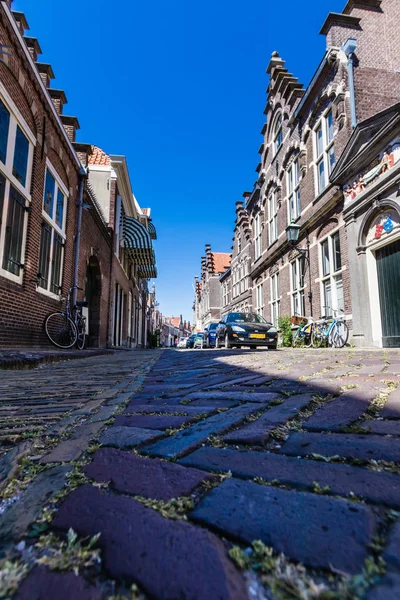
[342,38,358,129]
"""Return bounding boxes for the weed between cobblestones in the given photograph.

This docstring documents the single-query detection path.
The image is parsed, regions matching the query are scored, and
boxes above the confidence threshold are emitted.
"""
[229,539,386,600]
[133,495,194,520]
[35,528,101,574]
[0,558,29,599]
[268,394,333,444]
[1,458,48,500]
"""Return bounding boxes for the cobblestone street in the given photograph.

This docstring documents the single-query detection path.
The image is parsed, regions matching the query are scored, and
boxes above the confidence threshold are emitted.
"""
[2,347,400,599]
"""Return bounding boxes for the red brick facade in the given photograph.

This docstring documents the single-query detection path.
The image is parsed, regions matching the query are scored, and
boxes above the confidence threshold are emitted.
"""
[213,0,400,343]
[0,3,156,348]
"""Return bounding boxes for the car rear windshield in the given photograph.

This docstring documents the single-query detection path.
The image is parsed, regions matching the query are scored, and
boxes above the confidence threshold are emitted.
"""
[227,313,269,324]
[208,323,218,331]
[196,333,204,338]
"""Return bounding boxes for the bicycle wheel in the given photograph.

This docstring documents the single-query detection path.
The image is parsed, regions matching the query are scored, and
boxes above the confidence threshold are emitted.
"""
[302,323,313,348]
[331,321,349,348]
[76,317,86,350]
[311,324,325,348]
[45,312,77,349]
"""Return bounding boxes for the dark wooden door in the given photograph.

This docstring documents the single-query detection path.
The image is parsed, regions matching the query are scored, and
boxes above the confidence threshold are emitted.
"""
[376,239,400,347]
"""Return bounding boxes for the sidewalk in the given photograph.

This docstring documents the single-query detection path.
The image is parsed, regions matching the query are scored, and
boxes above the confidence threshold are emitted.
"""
[0,348,113,370]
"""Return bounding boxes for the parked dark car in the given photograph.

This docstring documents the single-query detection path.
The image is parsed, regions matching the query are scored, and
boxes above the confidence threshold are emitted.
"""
[204,322,219,348]
[215,312,278,350]
[186,334,196,349]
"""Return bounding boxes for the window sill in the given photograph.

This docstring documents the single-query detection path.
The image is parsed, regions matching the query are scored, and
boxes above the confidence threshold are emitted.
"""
[0,268,23,285]
[36,287,62,302]
[312,183,334,206]
[268,239,279,251]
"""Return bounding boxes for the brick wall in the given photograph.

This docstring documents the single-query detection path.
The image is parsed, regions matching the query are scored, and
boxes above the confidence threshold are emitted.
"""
[0,6,112,347]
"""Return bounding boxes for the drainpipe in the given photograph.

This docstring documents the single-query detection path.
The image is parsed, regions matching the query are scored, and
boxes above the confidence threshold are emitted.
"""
[342,38,358,129]
[72,166,88,308]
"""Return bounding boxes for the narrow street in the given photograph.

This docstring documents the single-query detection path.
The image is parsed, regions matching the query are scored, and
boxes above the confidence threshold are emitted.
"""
[1,347,400,598]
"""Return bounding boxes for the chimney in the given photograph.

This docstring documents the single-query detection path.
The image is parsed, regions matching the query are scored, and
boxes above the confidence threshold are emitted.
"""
[72,142,92,169]
[23,36,42,62]
[36,63,55,88]
[60,115,80,143]
[320,12,361,48]
[12,11,29,36]
[47,89,67,115]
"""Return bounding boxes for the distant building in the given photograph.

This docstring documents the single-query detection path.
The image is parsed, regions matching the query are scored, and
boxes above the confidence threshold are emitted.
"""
[193,245,231,329]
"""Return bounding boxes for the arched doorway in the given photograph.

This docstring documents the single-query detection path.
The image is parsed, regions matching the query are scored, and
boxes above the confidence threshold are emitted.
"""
[85,256,102,347]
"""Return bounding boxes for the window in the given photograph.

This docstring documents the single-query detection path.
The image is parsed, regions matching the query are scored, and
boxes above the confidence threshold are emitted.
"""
[270,273,280,326]
[291,257,306,318]
[38,165,67,295]
[314,109,335,194]
[237,236,241,255]
[12,126,29,186]
[256,283,264,316]
[0,99,10,165]
[287,159,301,222]
[320,231,344,317]
[268,193,278,245]
[254,213,262,260]
[0,94,33,282]
[273,116,283,155]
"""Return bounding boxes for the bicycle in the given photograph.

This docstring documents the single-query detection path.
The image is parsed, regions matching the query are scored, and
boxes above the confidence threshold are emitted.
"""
[311,307,349,349]
[292,315,313,348]
[44,286,87,350]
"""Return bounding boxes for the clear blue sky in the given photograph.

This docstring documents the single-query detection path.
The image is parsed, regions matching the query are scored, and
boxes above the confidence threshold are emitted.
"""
[17,0,344,322]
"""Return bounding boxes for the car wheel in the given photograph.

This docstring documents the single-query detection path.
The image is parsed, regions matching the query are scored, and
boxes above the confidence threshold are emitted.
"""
[252,346,258,351]
[269,343,278,350]
[225,334,232,349]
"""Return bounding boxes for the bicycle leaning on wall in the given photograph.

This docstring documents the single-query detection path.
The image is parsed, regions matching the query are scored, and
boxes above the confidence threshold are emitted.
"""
[311,307,349,349]
[44,286,87,350]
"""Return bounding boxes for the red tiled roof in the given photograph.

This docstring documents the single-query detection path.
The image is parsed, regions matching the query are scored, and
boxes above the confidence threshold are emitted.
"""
[88,146,111,166]
[167,317,181,328]
[211,252,231,274]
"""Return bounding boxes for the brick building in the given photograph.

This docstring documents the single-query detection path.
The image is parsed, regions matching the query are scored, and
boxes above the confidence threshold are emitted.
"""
[193,245,231,329]
[88,149,157,348]
[0,1,157,348]
[202,0,400,348]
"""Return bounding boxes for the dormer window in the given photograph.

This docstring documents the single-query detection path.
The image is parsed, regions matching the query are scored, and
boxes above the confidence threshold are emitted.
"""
[273,116,283,155]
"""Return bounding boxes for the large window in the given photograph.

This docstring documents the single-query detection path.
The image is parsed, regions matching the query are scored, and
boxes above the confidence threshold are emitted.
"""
[254,213,262,260]
[273,116,283,155]
[320,231,344,317]
[0,94,34,283]
[315,109,335,194]
[256,283,264,316]
[268,192,278,245]
[291,257,306,318]
[38,164,67,295]
[287,159,301,222]
[270,273,280,326]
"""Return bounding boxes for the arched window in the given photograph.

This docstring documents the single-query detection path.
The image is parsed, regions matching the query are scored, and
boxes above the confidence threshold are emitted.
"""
[273,116,283,155]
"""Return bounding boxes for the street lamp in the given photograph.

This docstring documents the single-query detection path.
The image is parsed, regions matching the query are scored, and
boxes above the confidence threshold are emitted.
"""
[285,223,313,317]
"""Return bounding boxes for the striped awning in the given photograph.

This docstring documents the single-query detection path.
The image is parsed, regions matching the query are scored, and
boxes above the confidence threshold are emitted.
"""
[137,264,157,278]
[123,216,156,266]
[148,220,157,240]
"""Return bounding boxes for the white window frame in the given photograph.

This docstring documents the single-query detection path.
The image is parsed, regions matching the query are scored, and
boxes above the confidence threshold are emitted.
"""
[37,160,69,299]
[254,214,262,260]
[270,273,280,326]
[0,87,35,285]
[256,283,264,316]
[291,257,306,318]
[319,229,344,318]
[237,235,241,255]
[268,192,278,245]
[314,108,335,195]
[287,158,301,223]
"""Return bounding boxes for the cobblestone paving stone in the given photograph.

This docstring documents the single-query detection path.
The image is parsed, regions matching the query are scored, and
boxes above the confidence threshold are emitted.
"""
[3,346,400,598]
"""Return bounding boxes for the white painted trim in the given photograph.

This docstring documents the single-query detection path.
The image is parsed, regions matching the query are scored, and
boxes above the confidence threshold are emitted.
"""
[0,80,36,146]
[1,1,82,169]
[36,286,62,302]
